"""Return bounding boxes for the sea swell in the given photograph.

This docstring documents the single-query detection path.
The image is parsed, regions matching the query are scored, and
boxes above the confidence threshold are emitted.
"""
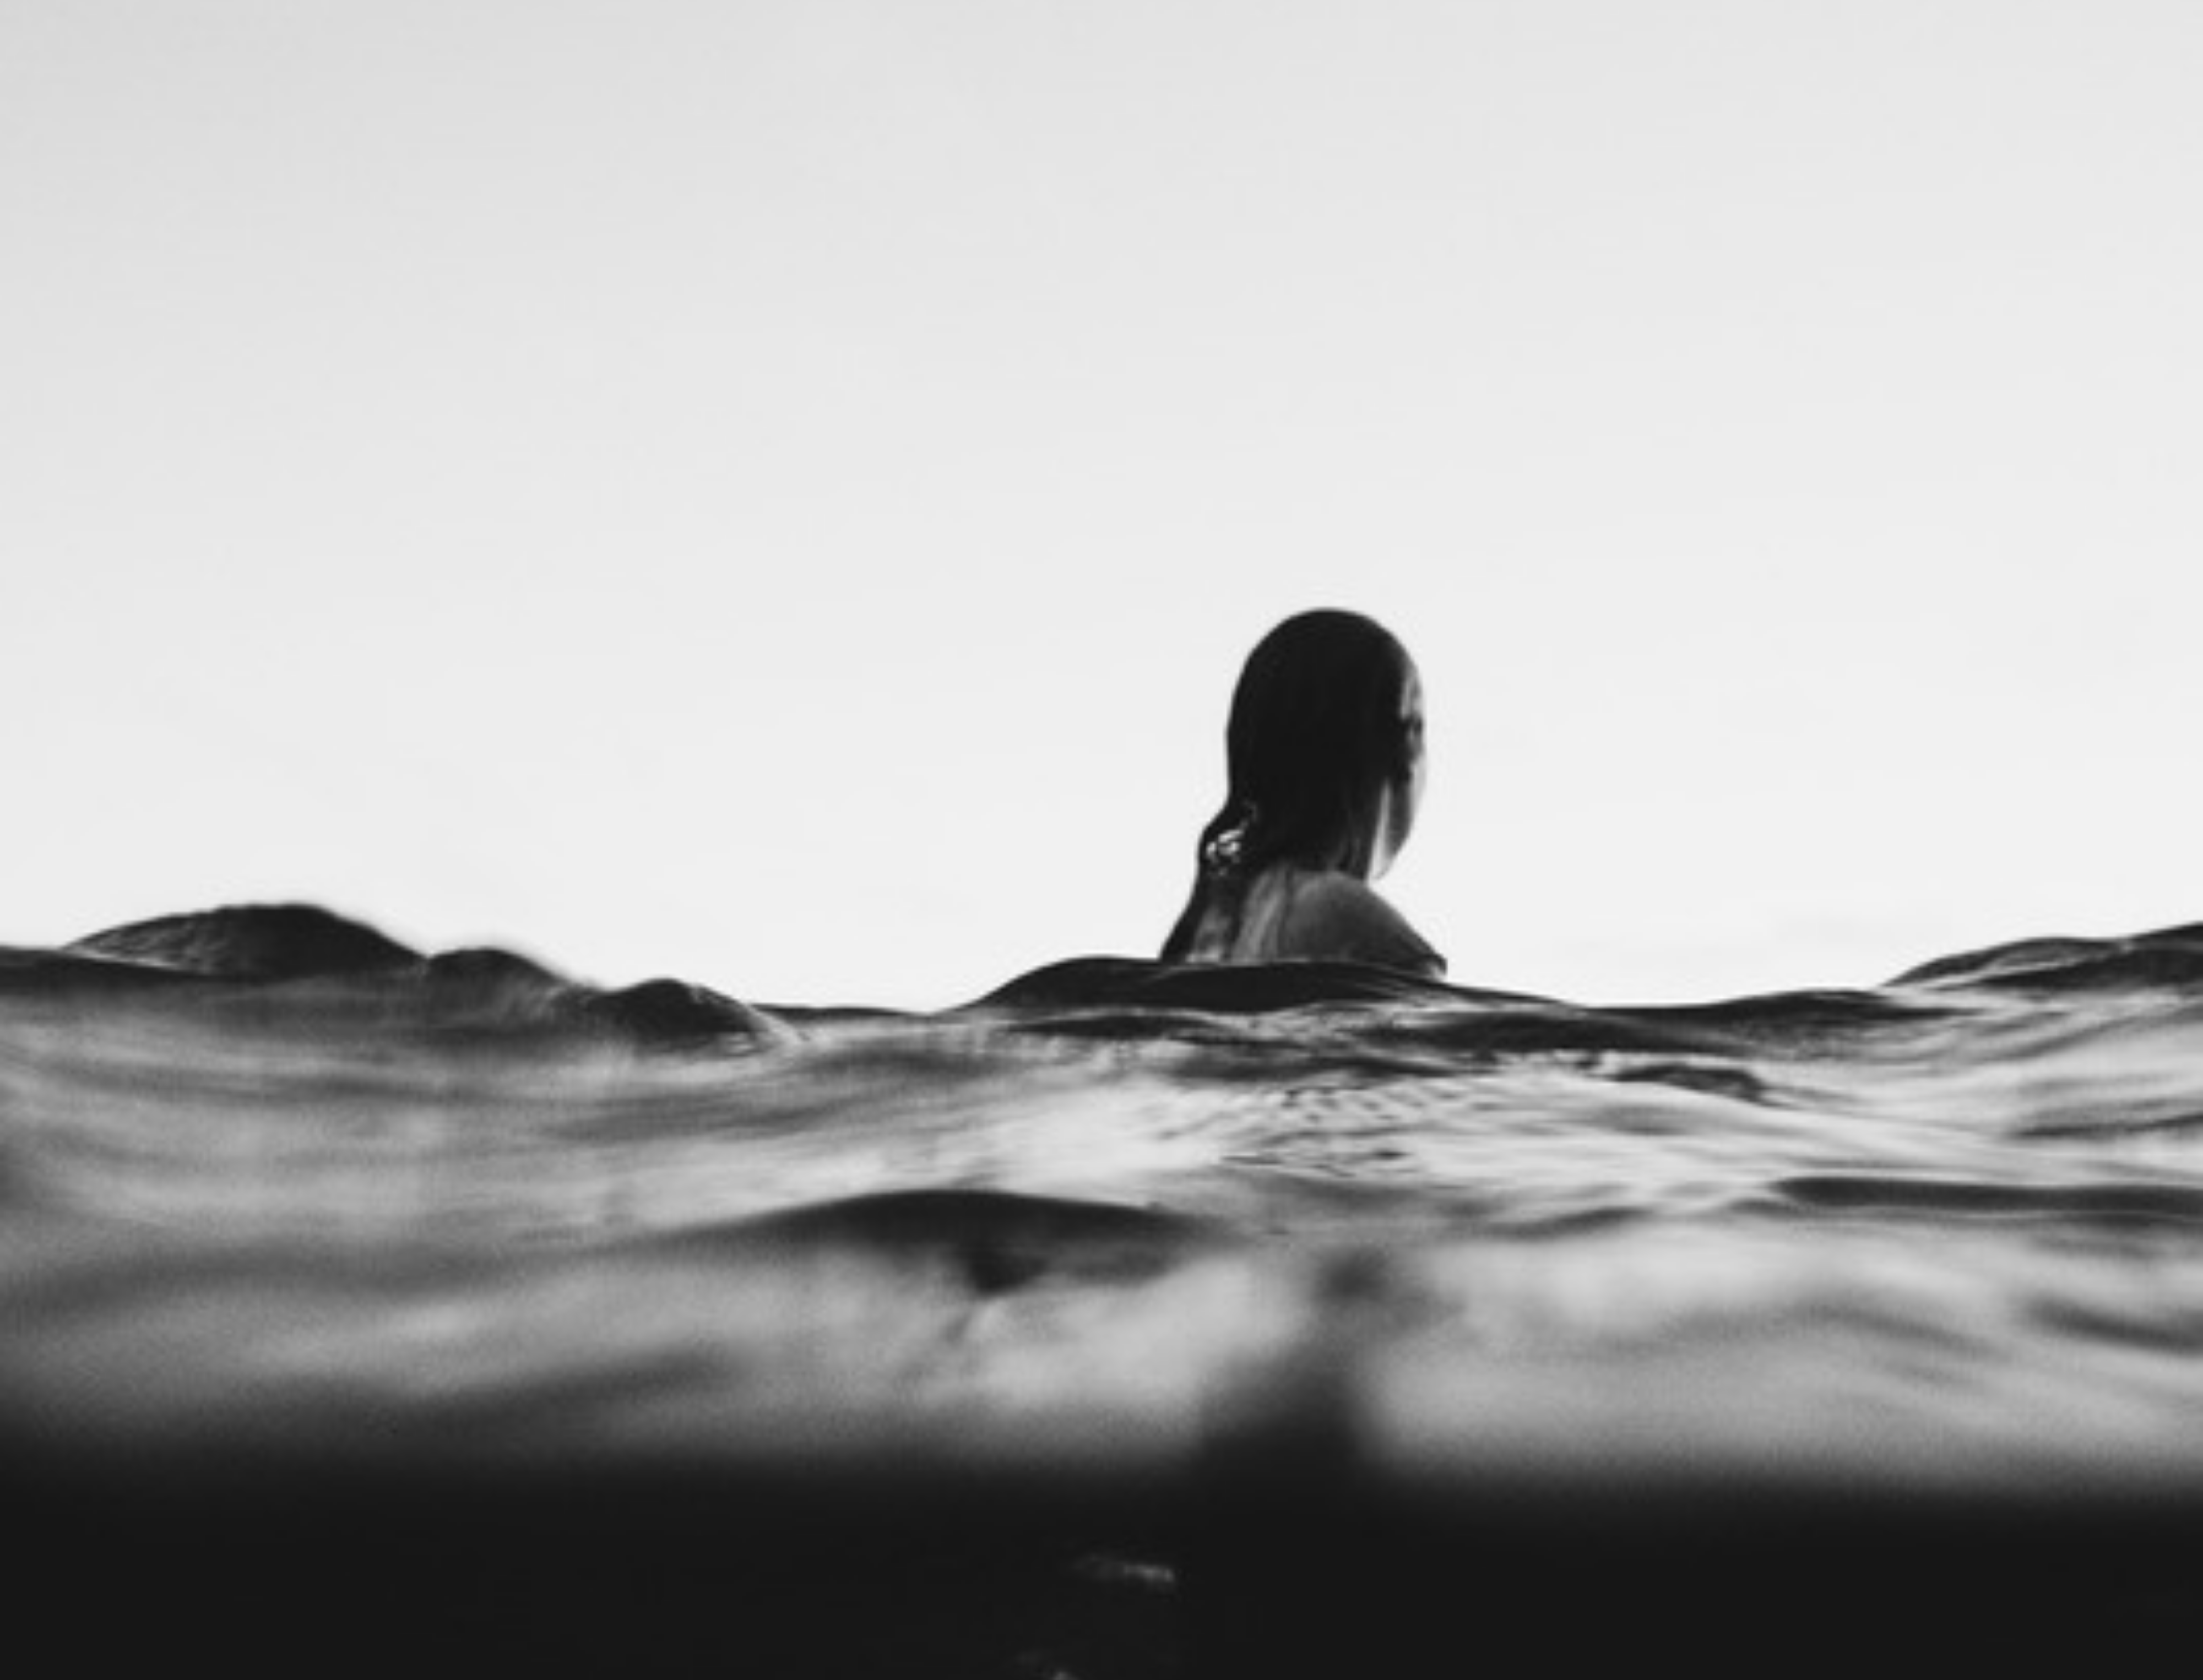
[7,900,2203,1673]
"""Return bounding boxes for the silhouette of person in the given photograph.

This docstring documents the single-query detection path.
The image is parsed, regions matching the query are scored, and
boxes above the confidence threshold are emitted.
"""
[1162,608,1445,977]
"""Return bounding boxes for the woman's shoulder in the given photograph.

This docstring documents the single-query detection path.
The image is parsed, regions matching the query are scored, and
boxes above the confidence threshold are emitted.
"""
[1269,869,1447,977]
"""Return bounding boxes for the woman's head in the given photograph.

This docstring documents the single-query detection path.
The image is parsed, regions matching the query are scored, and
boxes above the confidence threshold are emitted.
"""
[1201,608,1425,882]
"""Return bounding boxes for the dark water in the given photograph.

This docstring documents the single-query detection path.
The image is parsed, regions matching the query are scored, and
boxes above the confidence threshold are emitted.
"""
[7,904,2203,1674]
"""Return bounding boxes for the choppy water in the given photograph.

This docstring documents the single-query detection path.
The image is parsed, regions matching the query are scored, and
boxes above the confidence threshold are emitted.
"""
[7,904,2203,1672]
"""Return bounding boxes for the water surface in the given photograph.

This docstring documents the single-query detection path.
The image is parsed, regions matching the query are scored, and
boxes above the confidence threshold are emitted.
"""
[7,904,2203,1672]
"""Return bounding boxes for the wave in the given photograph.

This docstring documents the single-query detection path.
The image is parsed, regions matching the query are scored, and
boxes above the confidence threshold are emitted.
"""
[648,1187,1223,1295]
[13,899,2203,1067]
[9,900,2203,1680]
[2,901,783,1051]
[1886,921,2203,992]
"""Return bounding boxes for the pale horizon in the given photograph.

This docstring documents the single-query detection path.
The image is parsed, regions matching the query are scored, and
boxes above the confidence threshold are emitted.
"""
[8,2,2201,1011]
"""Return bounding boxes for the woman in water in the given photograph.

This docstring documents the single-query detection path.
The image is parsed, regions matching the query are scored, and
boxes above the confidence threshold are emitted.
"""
[1162,608,1446,977]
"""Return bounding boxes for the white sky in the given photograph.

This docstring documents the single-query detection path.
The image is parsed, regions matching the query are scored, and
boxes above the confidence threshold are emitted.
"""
[6,2,2201,1010]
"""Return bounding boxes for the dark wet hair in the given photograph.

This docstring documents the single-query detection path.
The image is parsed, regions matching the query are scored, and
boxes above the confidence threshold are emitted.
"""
[1162,609,1421,962]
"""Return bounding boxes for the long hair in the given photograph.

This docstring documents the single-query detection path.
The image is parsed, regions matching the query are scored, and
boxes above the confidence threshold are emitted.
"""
[1162,609,1421,962]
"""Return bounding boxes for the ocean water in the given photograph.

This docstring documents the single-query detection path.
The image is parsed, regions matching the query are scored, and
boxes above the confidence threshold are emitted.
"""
[7,903,2203,1675]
